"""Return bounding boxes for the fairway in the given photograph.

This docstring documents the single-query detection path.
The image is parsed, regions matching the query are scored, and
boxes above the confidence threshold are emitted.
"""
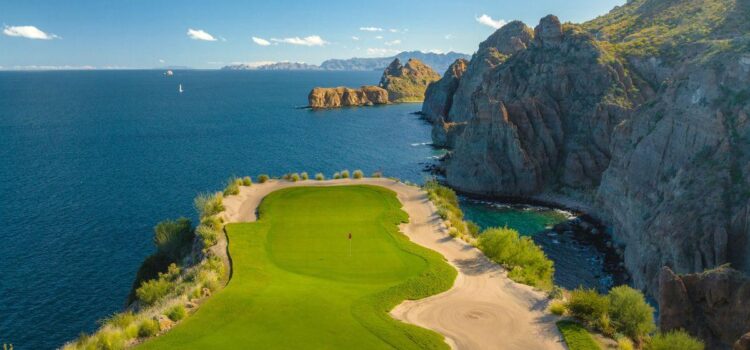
[139,185,456,349]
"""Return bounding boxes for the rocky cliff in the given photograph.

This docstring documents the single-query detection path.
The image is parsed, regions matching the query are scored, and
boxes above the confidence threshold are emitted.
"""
[660,266,750,348]
[378,58,440,103]
[308,86,388,109]
[423,0,750,345]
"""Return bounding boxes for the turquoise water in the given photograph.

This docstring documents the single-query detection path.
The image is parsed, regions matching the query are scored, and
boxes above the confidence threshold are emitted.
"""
[460,200,571,236]
[0,70,441,349]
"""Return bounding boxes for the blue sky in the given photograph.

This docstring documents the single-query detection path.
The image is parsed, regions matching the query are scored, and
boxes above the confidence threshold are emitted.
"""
[0,0,624,69]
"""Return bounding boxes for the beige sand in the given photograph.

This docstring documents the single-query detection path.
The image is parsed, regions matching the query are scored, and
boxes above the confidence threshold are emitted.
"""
[221,178,564,350]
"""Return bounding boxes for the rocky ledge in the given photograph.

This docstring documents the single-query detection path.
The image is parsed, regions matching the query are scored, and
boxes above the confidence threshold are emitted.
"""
[308,86,388,109]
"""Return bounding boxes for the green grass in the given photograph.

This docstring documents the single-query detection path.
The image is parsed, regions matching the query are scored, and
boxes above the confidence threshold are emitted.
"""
[138,185,456,349]
[556,320,601,350]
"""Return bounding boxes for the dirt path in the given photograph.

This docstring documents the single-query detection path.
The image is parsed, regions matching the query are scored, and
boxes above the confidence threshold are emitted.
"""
[221,178,564,350]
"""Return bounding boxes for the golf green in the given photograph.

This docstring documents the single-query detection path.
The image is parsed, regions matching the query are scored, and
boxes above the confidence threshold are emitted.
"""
[139,185,456,349]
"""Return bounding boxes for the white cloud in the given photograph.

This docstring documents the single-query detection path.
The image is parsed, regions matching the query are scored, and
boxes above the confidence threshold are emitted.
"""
[351,36,360,41]
[270,35,327,46]
[375,35,383,40]
[366,48,399,57]
[384,39,401,46]
[359,27,383,32]
[158,59,165,63]
[444,34,455,40]
[476,14,507,29]
[389,29,398,33]
[251,36,271,46]
[187,28,217,41]
[3,25,58,40]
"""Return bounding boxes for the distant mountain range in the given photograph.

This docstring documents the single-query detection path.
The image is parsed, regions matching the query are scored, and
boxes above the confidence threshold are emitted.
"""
[221,51,470,74]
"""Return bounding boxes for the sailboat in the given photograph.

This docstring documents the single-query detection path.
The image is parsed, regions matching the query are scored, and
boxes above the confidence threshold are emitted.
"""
[178,84,184,93]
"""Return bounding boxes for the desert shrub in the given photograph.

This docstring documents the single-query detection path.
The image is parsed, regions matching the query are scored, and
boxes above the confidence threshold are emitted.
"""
[241,176,252,186]
[353,169,364,179]
[300,172,309,180]
[282,173,291,180]
[94,328,126,350]
[549,286,564,300]
[333,172,341,179]
[200,215,222,230]
[315,173,325,181]
[101,311,136,329]
[466,221,481,237]
[549,300,566,316]
[136,272,174,305]
[340,169,350,178]
[290,173,300,182]
[608,285,655,340]
[646,330,704,350]
[617,337,634,350]
[166,305,187,321]
[194,192,225,218]
[566,287,610,330]
[372,171,383,178]
[153,218,193,261]
[223,177,241,196]
[258,174,270,183]
[196,224,219,248]
[137,319,160,338]
[478,227,554,290]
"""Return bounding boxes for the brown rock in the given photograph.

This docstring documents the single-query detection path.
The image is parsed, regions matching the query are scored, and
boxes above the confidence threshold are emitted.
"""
[308,86,388,109]
[735,333,750,350]
[378,58,440,103]
[157,315,174,330]
[421,58,468,125]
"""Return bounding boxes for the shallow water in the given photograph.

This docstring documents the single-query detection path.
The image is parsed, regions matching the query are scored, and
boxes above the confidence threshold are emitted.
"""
[0,70,440,349]
[460,199,615,292]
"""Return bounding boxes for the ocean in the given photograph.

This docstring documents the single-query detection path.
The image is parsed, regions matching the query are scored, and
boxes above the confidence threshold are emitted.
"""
[0,70,439,349]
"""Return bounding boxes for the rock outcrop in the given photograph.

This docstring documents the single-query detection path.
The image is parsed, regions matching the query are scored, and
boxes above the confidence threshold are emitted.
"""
[308,86,388,109]
[422,1,750,345]
[378,58,440,103]
[659,266,750,349]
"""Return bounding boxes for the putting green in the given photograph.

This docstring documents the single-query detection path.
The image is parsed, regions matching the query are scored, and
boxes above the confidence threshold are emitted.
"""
[139,185,456,349]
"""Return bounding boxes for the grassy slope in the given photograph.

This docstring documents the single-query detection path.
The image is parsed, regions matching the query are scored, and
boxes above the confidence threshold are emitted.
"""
[556,320,601,350]
[139,185,456,349]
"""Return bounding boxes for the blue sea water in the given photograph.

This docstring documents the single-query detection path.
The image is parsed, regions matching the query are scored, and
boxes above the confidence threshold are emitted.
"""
[0,70,441,349]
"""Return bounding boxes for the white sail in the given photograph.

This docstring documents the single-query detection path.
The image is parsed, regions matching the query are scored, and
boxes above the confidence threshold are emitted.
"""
[178,84,183,93]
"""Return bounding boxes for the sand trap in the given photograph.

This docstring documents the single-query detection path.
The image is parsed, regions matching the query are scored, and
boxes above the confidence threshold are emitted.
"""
[221,178,564,350]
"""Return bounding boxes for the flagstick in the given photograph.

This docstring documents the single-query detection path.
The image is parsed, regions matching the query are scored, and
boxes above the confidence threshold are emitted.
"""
[349,238,352,257]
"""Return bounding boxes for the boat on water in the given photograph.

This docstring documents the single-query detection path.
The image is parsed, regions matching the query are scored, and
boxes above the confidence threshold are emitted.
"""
[178,84,183,93]
[165,70,174,77]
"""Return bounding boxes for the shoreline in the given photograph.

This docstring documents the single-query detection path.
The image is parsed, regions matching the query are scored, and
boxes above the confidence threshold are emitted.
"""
[221,178,564,350]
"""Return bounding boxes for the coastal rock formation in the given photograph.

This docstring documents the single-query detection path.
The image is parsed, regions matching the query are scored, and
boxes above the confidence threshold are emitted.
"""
[308,86,388,109]
[422,59,468,147]
[422,0,750,345]
[659,266,750,349]
[378,58,440,103]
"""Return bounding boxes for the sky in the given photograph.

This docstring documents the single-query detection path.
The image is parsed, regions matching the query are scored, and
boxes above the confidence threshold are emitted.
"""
[0,0,625,70]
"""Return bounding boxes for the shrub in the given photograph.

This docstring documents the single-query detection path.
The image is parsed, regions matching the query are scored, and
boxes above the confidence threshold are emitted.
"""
[478,227,554,290]
[258,174,270,183]
[556,320,600,350]
[647,330,704,350]
[153,218,193,261]
[137,319,160,338]
[353,170,364,179]
[300,172,309,180]
[315,173,325,181]
[166,305,187,321]
[290,173,300,182]
[333,172,341,179]
[102,311,136,329]
[242,176,252,186]
[549,286,564,300]
[608,285,655,340]
[136,275,173,305]
[566,287,610,330]
[340,169,350,178]
[196,224,219,248]
[549,300,566,316]
[372,171,383,178]
[223,177,241,196]
[194,192,225,218]
[618,337,635,350]
[94,328,126,350]
[200,215,222,230]
[466,221,481,237]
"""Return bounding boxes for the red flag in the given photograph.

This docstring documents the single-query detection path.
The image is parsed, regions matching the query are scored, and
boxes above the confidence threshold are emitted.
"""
[348,233,352,240]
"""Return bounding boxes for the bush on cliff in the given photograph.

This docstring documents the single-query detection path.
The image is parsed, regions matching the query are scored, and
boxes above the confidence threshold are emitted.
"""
[241,176,252,186]
[353,170,364,179]
[333,172,341,179]
[607,285,655,340]
[223,177,241,196]
[194,192,225,218]
[566,287,610,331]
[258,174,270,183]
[166,305,187,322]
[137,319,160,338]
[315,173,325,181]
[290,173,300,182]
[154,218,194,262]
[300,172,309,180]
[478,227,554,290]
[136,263,181,305]
[646,330,704,350]
[340,169,350,178]
[196,224,219,248]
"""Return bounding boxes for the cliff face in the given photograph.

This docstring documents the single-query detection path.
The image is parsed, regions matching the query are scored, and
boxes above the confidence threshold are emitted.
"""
[308,86,388,109]
[378,58,440,103]
[659,266,750,348]
[424,0,750,333]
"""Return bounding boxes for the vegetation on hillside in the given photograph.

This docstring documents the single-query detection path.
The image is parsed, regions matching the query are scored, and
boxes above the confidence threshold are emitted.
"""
[556,320,601,350]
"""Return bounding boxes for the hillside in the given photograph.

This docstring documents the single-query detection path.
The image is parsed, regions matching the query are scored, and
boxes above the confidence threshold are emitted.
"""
[421,1,750,347]
[320,51,470,73]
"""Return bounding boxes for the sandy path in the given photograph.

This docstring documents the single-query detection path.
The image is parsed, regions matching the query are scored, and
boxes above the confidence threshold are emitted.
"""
[221,178,564,350]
